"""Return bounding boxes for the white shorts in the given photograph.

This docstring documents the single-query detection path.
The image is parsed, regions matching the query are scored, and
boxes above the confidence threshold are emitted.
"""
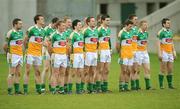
[118,58,133,66]
[42,47,50,60]
[51,54,67,68]
[134,51,150,65]
[162,51,174,62]
[26,55,42,66]
[99,50,111,63]
[85,52,97,66]
[73,53,84,68]
[7,53,23,67]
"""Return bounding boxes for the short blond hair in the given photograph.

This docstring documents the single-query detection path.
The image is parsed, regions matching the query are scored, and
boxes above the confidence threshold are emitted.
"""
[139,20,147,27]
[63,16,71,22]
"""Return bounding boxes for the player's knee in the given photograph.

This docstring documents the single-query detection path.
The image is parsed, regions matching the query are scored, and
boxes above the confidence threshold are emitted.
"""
[45,67,49,72]
[59,72,65,77]
[8,73,15,79]
[35,70,41,77]
[77,72,81,77]
[15,71,21,77]
[99,67,104,73]
[126,71,130,76]
[25,70,30,76]
[121,68,127,74]
[104,69,109,75]
[15,73,20,78]
[160,68,166,73]
[53,72,58,77]
[65,71,69,76]
[145,67,150,74]
[134,67,139,74]
[167,68,173,74]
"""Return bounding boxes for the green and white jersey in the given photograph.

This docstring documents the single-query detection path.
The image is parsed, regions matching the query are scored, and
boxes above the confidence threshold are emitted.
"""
[98,26,111,50]
[118,28,133,46]
[130,26,139,40]
[65,28,73,38]
[157,28,173,53]
[137,30,148,41]
[6,29,24,55]
[69,31,84,53]
[26,25,46,56]
[49,30,68,54]
[118,28,133,59]
[130,26,139,51]
[137,29,148,51]
[157,28,173,44]
[83,27,98,52]
[44,25,56,39]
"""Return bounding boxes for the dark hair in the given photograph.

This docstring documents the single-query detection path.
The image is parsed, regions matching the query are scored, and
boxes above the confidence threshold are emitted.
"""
[124,19,134,26]
[162,18,170,27]
[86,17,94,25]
[128,14,137,20]
[12,18,21,27]
[72,19,81,29]
[101,14,110,21]
[51,17,59,24]
[34,14,43,24]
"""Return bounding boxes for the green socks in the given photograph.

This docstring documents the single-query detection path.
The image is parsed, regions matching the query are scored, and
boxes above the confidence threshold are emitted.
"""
[124,82,129,91]
[87,83,93,92]
[80,82,85,91]
[56,85,60,91]
[7,87,13,95]
[76,83,81,94]
[135,79,140,90]
[41,84,45,89]
[145,78,151,90]
[93,83,97,91]
[49,84,52,92]
[89,83,93,92]
[59,86,64,93]
[101,82,108,92]
[159,74,164,88]
[131,80,136,90]
[51,87,56,94]
[23,84,28,94]
[167,75,173,88]
[96,81,101,91]
[14,83,20,93]
[119,82,124,91]
[68,83,73,92]
[64,84,68,93]
[36,84,41,94]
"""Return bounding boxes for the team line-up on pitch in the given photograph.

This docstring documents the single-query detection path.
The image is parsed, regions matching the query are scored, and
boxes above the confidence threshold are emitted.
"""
[3,14,176,95]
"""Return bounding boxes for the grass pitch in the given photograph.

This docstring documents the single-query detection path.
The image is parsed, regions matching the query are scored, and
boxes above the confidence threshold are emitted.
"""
[0,53,180,109]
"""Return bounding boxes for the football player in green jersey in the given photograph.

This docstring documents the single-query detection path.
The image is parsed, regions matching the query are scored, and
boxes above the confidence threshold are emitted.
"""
[117,20,134,91]
[23,15,46,94]
[41,17,59,92]
[128,14,141,90]
[135,20,152,90]
[63,16,73,94]
[69,19,85,94]
[157,18,176,89]
[98,15,112,93]
[83,17,99,93]
[48,20,68,94]
[3,18,23,95]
